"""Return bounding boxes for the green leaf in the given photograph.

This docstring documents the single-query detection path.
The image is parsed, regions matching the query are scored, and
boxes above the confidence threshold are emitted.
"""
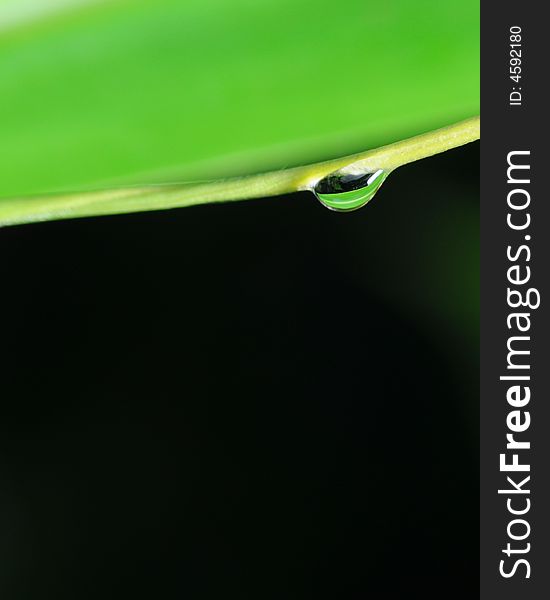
[0,0,479,200]
[0,116,479,226]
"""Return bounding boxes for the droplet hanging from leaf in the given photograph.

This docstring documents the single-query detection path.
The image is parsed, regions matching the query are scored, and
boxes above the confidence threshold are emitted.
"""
[313,168,388,212]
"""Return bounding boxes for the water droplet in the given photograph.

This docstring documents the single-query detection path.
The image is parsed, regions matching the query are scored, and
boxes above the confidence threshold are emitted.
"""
[313,168,388,212]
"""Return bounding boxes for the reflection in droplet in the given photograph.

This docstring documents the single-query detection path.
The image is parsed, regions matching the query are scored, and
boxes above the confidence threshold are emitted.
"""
[313,168,388,212]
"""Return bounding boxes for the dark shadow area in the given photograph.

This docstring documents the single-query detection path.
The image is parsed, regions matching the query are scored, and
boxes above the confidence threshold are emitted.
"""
[0,143,479,599]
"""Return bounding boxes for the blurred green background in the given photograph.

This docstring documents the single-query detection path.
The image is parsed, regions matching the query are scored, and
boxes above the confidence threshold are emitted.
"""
[0,0,479,197]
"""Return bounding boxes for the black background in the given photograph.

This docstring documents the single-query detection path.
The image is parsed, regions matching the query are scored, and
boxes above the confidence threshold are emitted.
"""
[1,143,479,599]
